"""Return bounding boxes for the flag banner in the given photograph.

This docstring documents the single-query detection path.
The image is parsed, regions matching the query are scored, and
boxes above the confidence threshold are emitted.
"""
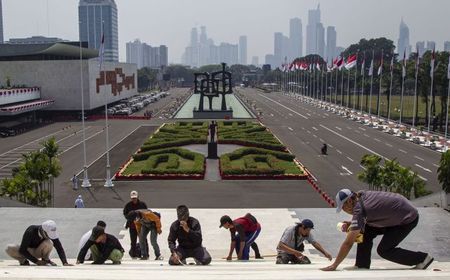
[316,63,321,71]
[378,52,384,76]
[345,54,357,70]
[447,56,450,80]
[368,59,374,76]
[98,23,105,69]
[430,49,435,78]
[361,59,365,75]
[402,50,407,78]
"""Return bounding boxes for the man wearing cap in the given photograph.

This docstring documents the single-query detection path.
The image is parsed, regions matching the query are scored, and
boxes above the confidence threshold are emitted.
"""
[220,213,261,261]
[78,221,107,261]
[276,219,332,264]
[5,220,72,266]
[322,189,433,271]
[77,226,124,265]
[123,190,147,258]
[167,205,211,265]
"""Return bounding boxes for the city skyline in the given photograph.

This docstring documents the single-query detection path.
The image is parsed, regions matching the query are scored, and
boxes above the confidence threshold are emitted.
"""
[2,0,450,64]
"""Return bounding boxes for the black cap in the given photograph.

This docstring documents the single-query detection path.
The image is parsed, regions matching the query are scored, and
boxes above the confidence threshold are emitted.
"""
[301,219,314,229]
[96,220,106,228]
[126,211,137,222]
[89,226,105,241]
[219,215,233,228]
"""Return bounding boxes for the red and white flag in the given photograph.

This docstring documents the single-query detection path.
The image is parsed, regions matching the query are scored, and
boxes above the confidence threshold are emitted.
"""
[360,55,365,75]
[316,63,321,71]
[402,50,407,78]
[98,23,105,69]
[334,56,344,70]
[378,53,383,76]
[368,58,374,76]
[430,49,435,78]
[447,55,450,80]
[345,54,357,70]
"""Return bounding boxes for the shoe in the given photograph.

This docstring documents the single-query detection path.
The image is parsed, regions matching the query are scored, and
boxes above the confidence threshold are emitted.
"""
[44,259,57,266]
[20,260,30,266]
[255,255,264,259]
[414,254,434,270]
[112,261,121,265]
[140,256,149,260]
[155,255,164,261]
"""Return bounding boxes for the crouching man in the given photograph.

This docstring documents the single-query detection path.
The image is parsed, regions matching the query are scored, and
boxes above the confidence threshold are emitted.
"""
[5,220,72,266]
[77,226,124,265]
[168,205,211,265]
[276,219,332,264]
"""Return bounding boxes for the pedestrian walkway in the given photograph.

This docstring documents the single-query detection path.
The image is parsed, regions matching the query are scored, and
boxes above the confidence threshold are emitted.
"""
[205,159,220,181]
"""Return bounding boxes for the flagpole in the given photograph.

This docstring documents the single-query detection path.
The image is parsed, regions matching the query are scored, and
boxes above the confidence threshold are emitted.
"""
[353,53,358,111]
[361,52,365,114]
[335,68,338,104]
[400,52,406,125]
[101,21,113,188]
[325,64,328,102]
[369,50,374,116]
[79,36,91,188]
[340,68,344,107]
[412,51,419,128]
[347,66,351,107]
[377,49,383,118]
[445,74,449,150]
[428,51,435,133]
[388,55,394,122]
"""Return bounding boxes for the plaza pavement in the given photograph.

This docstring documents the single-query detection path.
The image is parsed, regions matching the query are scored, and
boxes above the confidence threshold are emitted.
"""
[0,208,448,279]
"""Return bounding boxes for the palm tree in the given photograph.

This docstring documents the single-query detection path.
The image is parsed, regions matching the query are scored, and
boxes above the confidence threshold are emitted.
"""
[437,150,450,209]
[358,154,382,190]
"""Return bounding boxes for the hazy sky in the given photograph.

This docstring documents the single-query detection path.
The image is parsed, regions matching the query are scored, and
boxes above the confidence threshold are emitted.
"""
[3,0,450,63]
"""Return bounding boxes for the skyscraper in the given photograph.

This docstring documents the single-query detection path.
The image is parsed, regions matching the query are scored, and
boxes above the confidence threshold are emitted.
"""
[126,40,168,69]
[416,41,425,57]
[79,0,119,62]
[397,18,411,56]
[0,0,4,44]
[316,23,325,58]
[274,32,284,67]
[444,41,450,52]
[326,26,337,61]
[306,4,321,55]
[289,18,302,60]
[251,56,259,66]
[239,35,247,65]
[126,39,143,68]
[426,41,436,51]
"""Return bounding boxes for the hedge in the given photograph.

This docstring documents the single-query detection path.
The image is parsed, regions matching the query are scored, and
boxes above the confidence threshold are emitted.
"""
[137,148,204,175]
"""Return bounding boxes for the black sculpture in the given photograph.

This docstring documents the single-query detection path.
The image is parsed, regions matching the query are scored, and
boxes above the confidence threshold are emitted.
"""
[193,63,233,114]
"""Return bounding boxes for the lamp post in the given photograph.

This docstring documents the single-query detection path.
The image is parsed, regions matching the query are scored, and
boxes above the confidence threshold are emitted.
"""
[79,34,91,188]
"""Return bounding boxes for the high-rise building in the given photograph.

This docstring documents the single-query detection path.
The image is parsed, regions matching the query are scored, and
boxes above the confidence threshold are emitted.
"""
[251,56,259,66]
[326,26,337,61]
[239,35,247,65]
[397,18,411,56]
[416,41,425,57]
[426,41,436,51]
[289,18,302,60]
[265,54,276,69]
[282,35,290,62]
[316,23,325,58]
[0,0,4,44]
[274,32,284,67]
[444,41,450,52]
[219,43,238,65]
[306,4,321,55]
[126,39,144,68]
[79,0,119,62]
[126,39,168,69]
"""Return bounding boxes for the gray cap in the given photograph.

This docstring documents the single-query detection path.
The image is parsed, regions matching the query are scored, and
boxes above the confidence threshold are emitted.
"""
[335,189,353,213]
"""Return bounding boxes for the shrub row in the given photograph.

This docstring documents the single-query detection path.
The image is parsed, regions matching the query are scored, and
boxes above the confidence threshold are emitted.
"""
[141,138,206,152]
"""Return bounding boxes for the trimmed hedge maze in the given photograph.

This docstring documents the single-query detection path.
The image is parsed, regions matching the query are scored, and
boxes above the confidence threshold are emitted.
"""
[219,122,307,180]
[116,122,206,180]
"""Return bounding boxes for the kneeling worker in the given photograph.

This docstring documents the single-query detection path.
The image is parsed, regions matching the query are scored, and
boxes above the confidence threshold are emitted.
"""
[276,219,332,264]
[77,226,124,265]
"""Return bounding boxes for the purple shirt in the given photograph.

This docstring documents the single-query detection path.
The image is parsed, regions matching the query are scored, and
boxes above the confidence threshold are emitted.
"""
[350,191,418,231]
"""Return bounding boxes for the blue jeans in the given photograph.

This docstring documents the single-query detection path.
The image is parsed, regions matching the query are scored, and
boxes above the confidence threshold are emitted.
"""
[235,228,261,260]
[139,225,160,258]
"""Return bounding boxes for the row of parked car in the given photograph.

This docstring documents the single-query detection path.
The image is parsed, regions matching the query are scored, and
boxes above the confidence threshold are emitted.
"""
[107,92,169,116]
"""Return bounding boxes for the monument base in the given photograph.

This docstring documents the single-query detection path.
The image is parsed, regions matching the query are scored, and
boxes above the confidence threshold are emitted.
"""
[193,110,233,119]
[207,142,218,159]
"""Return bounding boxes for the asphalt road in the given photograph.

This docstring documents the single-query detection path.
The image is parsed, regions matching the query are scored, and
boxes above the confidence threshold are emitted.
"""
[239,88,441,197]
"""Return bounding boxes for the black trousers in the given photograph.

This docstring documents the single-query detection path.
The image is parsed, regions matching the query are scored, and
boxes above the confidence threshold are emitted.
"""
[355,216,427,268]
[169,246,211,265]
[129,227,138,257]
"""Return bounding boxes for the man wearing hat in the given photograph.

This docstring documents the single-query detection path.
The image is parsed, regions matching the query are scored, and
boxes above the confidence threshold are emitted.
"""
[167,205,211,265]
[322,189,433,271]
[5,220,72,266]
[276,219,332,264]
[220,213,261,261]
[123,190,147,258]
[77,226,124,265]
[78,221,107,261]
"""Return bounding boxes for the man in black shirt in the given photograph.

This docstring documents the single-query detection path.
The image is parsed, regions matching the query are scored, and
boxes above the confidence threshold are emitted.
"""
[77,226,124,265]
[123,190,147,258]
[5,220,72,266]
[168,205,211,265]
